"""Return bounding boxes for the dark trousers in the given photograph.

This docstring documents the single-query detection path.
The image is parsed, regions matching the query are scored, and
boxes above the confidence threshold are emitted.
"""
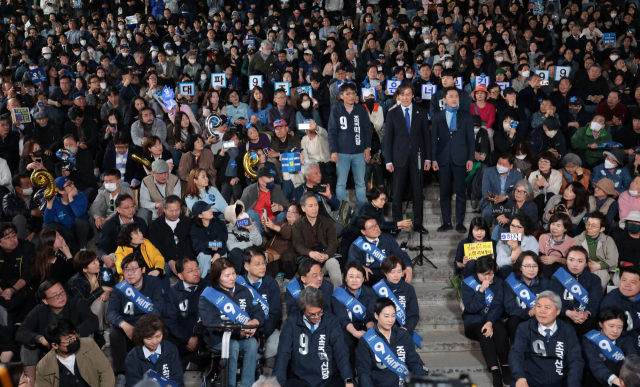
[392,157,423,226]
[560,316,599,340]
[228,248,245,275]
[220,182,243,205]
[284,376,344,387]
[533,192,555,218]
[110,325,135,374]
[438,163,467,225]
[167,334,207,370]
[44,217,93,249]
[505,315,528,344]
[464,320,510,369]
[343,330,360,376]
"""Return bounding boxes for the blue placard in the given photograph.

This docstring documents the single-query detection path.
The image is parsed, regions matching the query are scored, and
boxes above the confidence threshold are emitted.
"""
[496,82,511,91]
[604,33,616,45]
[297,85,313,98]
[475,76,490,87]
[501,233,521,241]
[29,67,47,84]
[249,75,262,91]
[178,82,195,96]
[386,80,400,94]
[211,73,227,88]
[455,77,463,90]
[236,218,251,228]
[208,241,223,248]
[146,370,179,387]
[555,66,571,81]
[274,82,290,96]
[421,83,437,100]
[245,35,255,47]
[281,152,301,172]
[532,0,544,15]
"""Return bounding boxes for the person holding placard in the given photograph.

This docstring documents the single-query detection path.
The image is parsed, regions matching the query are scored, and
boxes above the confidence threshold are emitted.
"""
[496,214,539,277]
[503,251,550,343]
[455,217,496,278]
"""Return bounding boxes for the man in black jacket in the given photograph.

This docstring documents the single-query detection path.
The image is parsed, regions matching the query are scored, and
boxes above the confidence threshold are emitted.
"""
[0,222,36,323]
[16,280,99,381]
[101,132,145,188]
[98,194,148,268]
[148,195,194,276]
[60,134,98,204]
[3,174,43,240]
[63,106,99,157]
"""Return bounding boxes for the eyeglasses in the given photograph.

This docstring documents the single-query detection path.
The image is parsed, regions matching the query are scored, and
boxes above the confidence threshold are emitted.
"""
[375,197,388,202]
[47,290,66,300]
[511,224,524,230]
[365,224,380,230]
[306,311,323,318]
[124,265,141,274]
[514,189,527,195]
[585,222,601,229]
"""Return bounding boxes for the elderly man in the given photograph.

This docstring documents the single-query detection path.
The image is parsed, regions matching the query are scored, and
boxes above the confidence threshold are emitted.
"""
[291,161,341,229]
[298,49,321,85]
[240,167,290,233]
[292,192,341,287]
[621,355,640,387]
[139,159,181,226]
[268,89,297,133]
[575,64,610,114]
[130,106,167,147]
[273,286,353,387]
[249,41,275,76]
[509,290,584,387]
[148,195,194,276]
[595,90,627,136]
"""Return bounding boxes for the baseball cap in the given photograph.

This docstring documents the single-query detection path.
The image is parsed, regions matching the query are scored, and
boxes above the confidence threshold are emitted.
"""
[151,159,170,173]
[192,201,213,217]
[363,88,375,98]
[42,47,52,54]
[474,52,483,58]
[273,119,287,127]
[257,167,275,178]
[304,49,313,55]
[568,96,584,106]
[55,177,69,190]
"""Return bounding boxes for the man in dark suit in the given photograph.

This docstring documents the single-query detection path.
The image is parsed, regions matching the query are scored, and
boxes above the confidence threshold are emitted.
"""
[384,83,431,234]
[432,86,475,233]
[101,132,144,188]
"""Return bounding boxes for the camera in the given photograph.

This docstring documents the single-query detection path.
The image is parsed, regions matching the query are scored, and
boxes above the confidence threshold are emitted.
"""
[555,204,566,213]
[312,185,325,194]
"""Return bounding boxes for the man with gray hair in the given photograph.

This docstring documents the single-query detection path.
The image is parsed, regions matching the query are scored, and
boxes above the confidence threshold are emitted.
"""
[249,41,275,76]
[273,286,353,387]
[292,192,342,287]
[621,355,640,387]
[509,290,584,387]
[291,162,342,234]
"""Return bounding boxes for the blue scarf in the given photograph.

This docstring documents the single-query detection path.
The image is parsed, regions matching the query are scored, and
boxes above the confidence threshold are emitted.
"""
[562,168,573,183]
[384,277,402,291]
[225,148,239,177]
[445,105,459,131]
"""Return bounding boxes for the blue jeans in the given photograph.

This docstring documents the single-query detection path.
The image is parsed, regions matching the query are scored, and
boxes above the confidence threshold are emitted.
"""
[336,153,366,207]
[172,149,183,171]
[246,209,265,235]
[213,337,258,387]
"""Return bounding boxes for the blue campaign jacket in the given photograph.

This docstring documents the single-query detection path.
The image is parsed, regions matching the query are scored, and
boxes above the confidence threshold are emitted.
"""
[503,275,550,320]
[509,318,584,387]
[286,279,334,317]
[600,289,640,334]
[461,275,504,329]
[106,275,166,327]
[330,284,377,331]
[548,267,602,318]
[125,340,184,387]
[166,279,210,344]
[383,279,420,333]
[327,102,372,155]
[198,284,265,349]
[241,273,282,338]
[347,233,413,280]
[273,310,353,387]
[583,331,637,386]
[356,325,425,387]
[43,192,90,229]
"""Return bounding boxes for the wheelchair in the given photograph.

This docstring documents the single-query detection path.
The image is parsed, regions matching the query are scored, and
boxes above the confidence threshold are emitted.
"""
[201,322,265,387]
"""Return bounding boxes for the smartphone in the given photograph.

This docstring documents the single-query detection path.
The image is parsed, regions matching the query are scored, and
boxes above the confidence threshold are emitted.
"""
[236,218,251,228]
[510,121,518,129]
[299,122,310,130]
[223,141,235,149]
[262,209,268,222]
[487,190,495,199]
[208,241,223,248]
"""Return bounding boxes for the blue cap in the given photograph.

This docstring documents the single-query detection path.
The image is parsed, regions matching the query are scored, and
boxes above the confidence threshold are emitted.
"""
[630,28,637,34]
[474,52,483,58]
[390,22,398,27]
[367,25,374,31]
[55,176,69,190]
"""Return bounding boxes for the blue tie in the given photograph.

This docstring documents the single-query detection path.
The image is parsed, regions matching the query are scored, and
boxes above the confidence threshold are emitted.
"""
[405,108,411,149]
[545,328,551,341]
[310,326,315,333]
[149,353,158,363]
[446,105,458,132]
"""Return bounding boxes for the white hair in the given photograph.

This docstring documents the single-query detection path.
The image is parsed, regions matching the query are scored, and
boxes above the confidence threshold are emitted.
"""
[536,290,561,310]
[301,161,320,177]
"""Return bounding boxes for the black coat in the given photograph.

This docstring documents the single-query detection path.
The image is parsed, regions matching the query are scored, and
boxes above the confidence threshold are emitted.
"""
[148,214,194,264]
[384,103,431,167]
[23,122,63,152]
[59,148,98,192]
[101,147,145,185]
[431,108,475,167]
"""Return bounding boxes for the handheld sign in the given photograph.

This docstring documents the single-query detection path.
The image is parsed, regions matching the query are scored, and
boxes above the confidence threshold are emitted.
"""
[281,152,301,172]
[370,79,380,88]
[475,76,490,87]
[125,15,138,25]
[532,0,543,15]
[421,83,437,100]
[223,141,235,149]
[210,73,227,88]
[604,33,616,45]
[297,85,313,98]
[535,70,550,85]
[463,242,494,260]
[496,82,511,91]
[245,35,255,47]
[145,370,178,387]
[178,82,195,97]
[274,82,290,96]
[249,75,263,91]
[28,67,47,84]
[236,218,251,228]
[72,0,82,7]
[11,108,31,124]
[361,87,375,99]
[208,241,223,248]
[555,66,571,81]
[386,79,400,94]
[501,233,522,241]
[455,77,463,90]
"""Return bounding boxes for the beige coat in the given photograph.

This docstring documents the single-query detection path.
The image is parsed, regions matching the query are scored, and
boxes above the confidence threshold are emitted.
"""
[574,231,619,270]
[528,169,563,197]
[35,338,114,387]
[301,126,331,164]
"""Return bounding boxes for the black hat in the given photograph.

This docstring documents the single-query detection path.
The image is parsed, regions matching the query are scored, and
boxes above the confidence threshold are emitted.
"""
[257,167,274,178]
[568,96,584,106]
[543,117,560,130]
[472,115,482,126]
[192,201,213,217]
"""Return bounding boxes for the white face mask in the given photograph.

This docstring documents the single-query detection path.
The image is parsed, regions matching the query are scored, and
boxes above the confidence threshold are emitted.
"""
[611,13,617,18]
[201,74,207,81]
[310,35,316,40]
[104,183,118,192]
[272,26,278,31]
[88,49,94,54]
[301,100,311,109]
[377,66,382,71]
[100,82,107,89]
[445,61,453,67]
[474,128,480,134]
[151,51,157,57]
[496,165,510,174]
[264,49,271,55]
[410,31,416,36]
[126,33,132,39]
[631,190,639,196]
[167,50,174,55]
[503,122,512,131]
[189,59,196,64]
[604,160,616,169]
[121,51,128,57]
[443,38,450,44]
[397,60,404,65]
[303,43,308,48]
[290,24,295,29]
[522,70,530,77]
[110,32,116,37]
[546,130,557,138]
[496,56,504,62]
[516,155,527,160]
[80,39,86,45]
[424,39,430,44]
[43,54,51,59]
[591,122,603,131]
[610,55,619,61]
[175,41,181,46]
[119,25,124,30]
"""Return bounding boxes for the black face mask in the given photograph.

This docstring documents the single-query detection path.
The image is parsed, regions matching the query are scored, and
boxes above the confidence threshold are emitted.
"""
[63,338,81,354]
[365,99,375,110]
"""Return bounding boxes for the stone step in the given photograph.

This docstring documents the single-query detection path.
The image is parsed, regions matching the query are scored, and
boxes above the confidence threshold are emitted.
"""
[412,281,460,305]
[415,329,480,353]
[420,351,486,374]
[415,304,464,329]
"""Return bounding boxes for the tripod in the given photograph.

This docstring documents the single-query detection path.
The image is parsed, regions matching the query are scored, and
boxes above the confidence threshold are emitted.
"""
[412,149,437,269]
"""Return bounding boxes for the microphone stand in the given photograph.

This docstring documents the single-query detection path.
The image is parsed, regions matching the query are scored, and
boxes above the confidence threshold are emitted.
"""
[412,148,437,269]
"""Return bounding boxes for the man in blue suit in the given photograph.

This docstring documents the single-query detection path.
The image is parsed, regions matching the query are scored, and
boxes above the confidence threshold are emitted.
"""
[480,153,523,226]
[431,87,475,233]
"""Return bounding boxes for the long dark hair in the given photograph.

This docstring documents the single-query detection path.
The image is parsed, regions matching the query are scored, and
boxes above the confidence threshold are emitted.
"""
[561,181,588,216]
[173,111,197,144]
[467,216,491,243]
[32,229,59,282]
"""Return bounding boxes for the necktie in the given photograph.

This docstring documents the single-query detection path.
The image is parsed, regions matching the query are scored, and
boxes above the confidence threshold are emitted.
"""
[446,105,458,131]
[405,108,412,149]
[148,353,158,363]
[188,286,197,292]
[545,328,551,341]
[310,326,315,333]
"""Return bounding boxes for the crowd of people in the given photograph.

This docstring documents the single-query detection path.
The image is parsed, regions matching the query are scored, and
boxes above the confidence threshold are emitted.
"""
[5,0,640,386]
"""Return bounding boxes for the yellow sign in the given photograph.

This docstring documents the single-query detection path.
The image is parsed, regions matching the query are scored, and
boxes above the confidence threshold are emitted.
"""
[464,242,494,260]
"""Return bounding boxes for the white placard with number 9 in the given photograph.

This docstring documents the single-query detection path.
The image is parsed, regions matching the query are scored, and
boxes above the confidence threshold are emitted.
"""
[535,70,550,82]
[249,75,263,91]
[554,66,571,81]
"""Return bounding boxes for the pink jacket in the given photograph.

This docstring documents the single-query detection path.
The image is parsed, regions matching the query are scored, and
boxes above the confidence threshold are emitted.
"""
[618,191,640,219]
